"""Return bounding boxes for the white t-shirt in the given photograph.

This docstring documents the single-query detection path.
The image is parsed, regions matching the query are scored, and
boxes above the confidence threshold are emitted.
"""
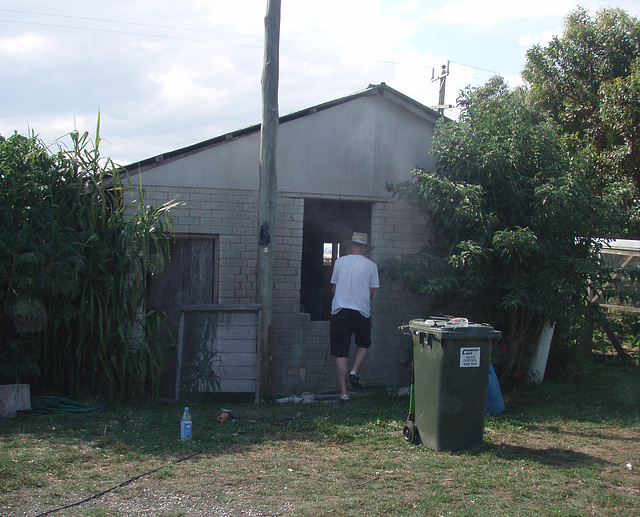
[330,254,380,318]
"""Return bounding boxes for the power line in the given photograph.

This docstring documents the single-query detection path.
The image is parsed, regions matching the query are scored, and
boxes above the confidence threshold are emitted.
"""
[0,8,261,42]
[0,8,504,77]
[0,18,261,49]
[0,16,436,71]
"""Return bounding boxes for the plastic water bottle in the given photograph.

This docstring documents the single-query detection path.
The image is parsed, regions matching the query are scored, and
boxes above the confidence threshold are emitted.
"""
[180,407,192,441]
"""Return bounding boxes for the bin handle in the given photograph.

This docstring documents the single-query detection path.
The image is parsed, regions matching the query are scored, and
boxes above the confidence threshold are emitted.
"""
[417,333,434,349]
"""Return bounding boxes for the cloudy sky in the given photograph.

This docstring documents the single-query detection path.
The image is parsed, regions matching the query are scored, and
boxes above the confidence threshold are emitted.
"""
[2,1,640,165]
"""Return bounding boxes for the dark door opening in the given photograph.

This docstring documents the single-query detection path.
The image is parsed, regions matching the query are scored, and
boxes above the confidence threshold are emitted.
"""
[300,199,372,321]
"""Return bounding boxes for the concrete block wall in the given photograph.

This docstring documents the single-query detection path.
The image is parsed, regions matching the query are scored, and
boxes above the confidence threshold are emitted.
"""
[270,193,309,393]
[135,185,259,304]
[367,197,433,388]
[272,195,304,313]
[272,313,334,395]
[270,193,432,394]
[134,185,431,395]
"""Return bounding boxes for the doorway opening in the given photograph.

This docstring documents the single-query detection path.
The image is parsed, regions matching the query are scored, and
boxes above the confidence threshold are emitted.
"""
[300,199,372,321]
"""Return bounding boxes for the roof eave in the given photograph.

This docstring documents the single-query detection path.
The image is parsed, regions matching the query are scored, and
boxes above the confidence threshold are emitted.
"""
[124,83,444,173]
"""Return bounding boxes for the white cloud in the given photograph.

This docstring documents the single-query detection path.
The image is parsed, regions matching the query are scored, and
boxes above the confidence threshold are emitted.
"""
[277,0,421,68]
[503,72,525,89]
[0,33,46,54]
[425,0,640,30]
[424,0,574,27]
[518,29,560,57]
[149,67,205,106]
[206,0,264,35]
[3,0,640,164]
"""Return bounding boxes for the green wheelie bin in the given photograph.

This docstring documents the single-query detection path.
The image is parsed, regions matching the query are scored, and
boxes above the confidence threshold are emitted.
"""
[404,318,502,452]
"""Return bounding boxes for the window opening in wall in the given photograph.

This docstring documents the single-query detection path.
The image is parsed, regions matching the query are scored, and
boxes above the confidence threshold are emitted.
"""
[301,199,372,321]
[323,242,340,266]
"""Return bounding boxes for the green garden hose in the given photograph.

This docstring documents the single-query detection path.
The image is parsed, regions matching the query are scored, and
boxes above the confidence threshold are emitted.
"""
[30,396,106,415]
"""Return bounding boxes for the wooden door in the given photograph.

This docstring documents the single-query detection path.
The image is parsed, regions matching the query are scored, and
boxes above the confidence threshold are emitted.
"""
[150,237,216,396]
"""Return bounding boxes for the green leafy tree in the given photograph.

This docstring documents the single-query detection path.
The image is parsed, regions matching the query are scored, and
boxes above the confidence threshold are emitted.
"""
[387,78,615,381]
[0,126,178,400]
[523,7,640,232]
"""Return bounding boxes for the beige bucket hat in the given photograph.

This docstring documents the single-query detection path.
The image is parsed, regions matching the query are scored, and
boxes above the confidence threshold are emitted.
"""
[349,232,374,250]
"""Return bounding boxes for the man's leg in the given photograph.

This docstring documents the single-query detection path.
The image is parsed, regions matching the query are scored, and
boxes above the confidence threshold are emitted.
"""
[349,313,372,386]
[330,310,351,398]
[336,356,348,397]
[351,346,368,374]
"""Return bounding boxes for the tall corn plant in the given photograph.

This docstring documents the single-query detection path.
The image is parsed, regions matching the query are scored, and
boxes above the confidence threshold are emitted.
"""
[0,123,178,400]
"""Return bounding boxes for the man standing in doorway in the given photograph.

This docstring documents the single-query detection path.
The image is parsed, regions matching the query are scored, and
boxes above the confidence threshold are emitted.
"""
[330,232,380,402]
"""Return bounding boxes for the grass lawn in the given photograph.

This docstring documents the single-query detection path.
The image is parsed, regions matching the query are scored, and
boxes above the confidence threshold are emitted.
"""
[1,363,639,516]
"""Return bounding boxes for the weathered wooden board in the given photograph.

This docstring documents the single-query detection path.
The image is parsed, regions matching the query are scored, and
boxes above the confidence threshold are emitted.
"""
[0,384,31,418]
[177,306,260,397]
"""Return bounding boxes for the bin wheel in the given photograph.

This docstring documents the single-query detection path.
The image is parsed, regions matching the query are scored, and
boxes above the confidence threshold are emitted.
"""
[403,420,419,444]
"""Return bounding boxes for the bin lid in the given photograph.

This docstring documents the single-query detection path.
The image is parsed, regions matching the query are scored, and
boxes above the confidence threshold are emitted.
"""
[409,318,502,340]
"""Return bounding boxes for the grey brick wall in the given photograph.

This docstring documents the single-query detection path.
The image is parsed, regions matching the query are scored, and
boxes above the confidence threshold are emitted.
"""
[135,186,432,395]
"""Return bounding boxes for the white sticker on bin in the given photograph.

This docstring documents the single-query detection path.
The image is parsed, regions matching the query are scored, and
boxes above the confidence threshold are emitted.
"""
[460,347,481,368]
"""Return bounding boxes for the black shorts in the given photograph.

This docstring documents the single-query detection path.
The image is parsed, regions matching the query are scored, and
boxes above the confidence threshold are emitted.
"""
[330,309,372,358]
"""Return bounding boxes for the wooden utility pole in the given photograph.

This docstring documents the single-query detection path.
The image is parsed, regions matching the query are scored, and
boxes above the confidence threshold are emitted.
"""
[257,0,280,401]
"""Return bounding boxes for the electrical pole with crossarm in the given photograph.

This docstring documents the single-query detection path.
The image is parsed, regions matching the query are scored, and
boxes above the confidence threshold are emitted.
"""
[431,61,451,114]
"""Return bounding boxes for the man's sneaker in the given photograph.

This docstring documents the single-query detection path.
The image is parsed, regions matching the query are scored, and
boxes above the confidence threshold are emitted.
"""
[340,394,350,403]
[348,372,362,388]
